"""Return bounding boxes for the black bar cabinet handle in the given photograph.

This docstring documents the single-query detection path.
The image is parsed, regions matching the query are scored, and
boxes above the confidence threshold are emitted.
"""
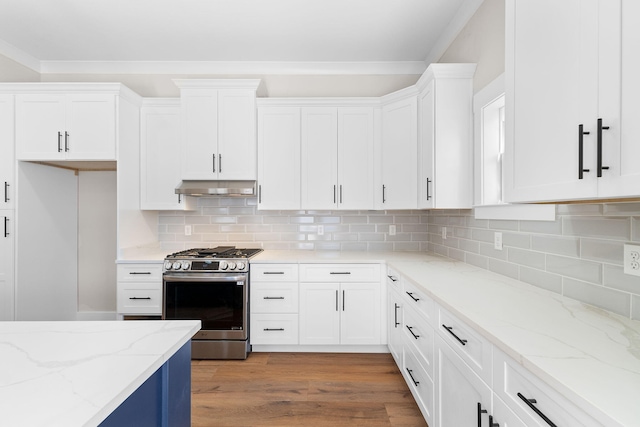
[263,271,284,275]
[477,402,487,427]
[382,185,386,203]
[263,296,285,300]
[489,415,499,427]
[442,324,468,346]
[335,290,339,311]
[578,124,590,179]
[394,303,400,327]
[330,272,351,275]
[129,297,151,300]
[387,275,397,282]
[219,154,222,173]
[57,131,63,152]
[339,185,343,204]
[212,154,216,173]
[517,393,557,427]
[64,131,69,152]
[4,182,8,203]
[333,185,336,203]
[4,216,8,238]
[405,368,419,386]
[426,177,432,200]
[406,291,420,302]
[597,118,610,177]
[129,272,152,275]
[258,185,262,203]
[264,328,285,332]
[406,325,420,339]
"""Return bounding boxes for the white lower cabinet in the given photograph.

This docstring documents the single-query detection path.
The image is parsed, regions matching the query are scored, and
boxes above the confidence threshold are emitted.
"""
[116,263,163,316]
[0,210,14,321]
[250,264,300,345]
[404,341,435,427]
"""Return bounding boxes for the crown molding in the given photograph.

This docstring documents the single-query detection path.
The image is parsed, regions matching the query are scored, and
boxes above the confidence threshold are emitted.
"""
[0,39,41,72]
[36,60,427,75]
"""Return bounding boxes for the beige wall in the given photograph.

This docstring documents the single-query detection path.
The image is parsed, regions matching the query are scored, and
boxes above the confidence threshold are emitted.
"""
[0,55,39,82]
[438,0,505,92]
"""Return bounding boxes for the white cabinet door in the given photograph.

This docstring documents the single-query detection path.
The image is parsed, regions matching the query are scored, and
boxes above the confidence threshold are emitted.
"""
[217,90,257,180]
[15,94,66,160]
[299,282,340,345]
[387,285,403,365]
[418,81,435,209]
[381,95,417,209]
[257,106,301,210]
[0,95,14,209]
[180,90,218,180]
[340,282,381,345]
[301,107,338,210]
[65,94,116,160]
[140,100,194,210]
[338,107,375,210]
[436,335,492,427]
[0,210,14,321]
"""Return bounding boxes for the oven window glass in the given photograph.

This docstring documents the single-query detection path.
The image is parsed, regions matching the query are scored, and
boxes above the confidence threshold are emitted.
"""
[164,281,245,330]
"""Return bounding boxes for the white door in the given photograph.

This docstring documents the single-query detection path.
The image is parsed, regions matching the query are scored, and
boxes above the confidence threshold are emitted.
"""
[0,210,14,321]
[436,336,492,426]
[15,94,66,160]
[181,90,218,179]
[0,95,14,209]
[504,0,599,202]
[299,283,340,345]
[301,107,338,210]
[257,106,301,210]
[66,94,116,160]
[381,96,418,209]
[337,107,375,210]
[340,282,380,345]
[217,90,257,180]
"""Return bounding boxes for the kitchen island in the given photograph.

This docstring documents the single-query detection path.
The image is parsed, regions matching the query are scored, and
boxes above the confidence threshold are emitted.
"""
[0,320,200,427]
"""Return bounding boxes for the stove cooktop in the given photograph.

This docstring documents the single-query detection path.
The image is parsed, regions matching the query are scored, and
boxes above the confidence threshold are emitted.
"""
[166,246,263,260]
[163,246,263,273]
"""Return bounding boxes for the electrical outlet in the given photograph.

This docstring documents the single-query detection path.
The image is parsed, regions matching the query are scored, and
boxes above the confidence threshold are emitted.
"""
[624,244,640,276]
[389,225,396,236]
[442,227,447,239]
[494,232,503,250]
[184,225,192,236]
[317,225,324,236]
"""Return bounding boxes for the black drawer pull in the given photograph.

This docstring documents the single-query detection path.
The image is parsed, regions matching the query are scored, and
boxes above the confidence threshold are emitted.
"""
[263,296,285,300]
[406,325,420,339]
[394,303,400,327]
[129,272,152,275]
[517,393,557,427]
[406,291,420,302]
[442,324,467,346]
[263,271,284,275]
[263,328,285,332]
[405,368,419,386]
[4,181,8,203]
[330,272,351,275]
[129,297,151,300]
[387,275,397,282]
[4,216,9,238]
[477,402,487,427]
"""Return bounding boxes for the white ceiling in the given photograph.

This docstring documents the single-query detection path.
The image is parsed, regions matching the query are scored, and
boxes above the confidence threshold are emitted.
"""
[0,0,483,75]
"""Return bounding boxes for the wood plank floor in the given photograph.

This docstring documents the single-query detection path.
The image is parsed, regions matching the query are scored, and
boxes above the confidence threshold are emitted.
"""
[192,352,428,427]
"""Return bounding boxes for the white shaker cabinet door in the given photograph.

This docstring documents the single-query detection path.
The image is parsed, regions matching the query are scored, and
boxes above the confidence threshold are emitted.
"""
[0,210,14,321]
[180,90,218,180]
[15,94,66,160]
[299,282,340,345]
[0,95,14,209]
[217,90,257,180]
[65,94,116,160]
[340,282,381,345]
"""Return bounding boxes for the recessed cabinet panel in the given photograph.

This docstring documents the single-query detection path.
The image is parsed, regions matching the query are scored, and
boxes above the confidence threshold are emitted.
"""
[181,91,218,180]
[218,90,257,180]
[340,282,381,345]
[66,94,116,160]
[15,94,66,160]
[338,107,375,209]
[299,282,341,345]
[250,282,299,314]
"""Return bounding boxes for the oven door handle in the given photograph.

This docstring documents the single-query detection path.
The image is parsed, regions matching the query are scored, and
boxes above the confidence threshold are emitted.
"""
[163,274,247,283]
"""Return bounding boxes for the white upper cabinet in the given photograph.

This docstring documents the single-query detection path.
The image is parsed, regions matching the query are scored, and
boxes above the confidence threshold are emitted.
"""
[175,80,260,181]
[417,64,475,209]
[380,89,418,209]
[301,107,338,209]
[505,0,639,202]
[15,92,116,161]
[140,99,195,211]
[0,95,14,210]
[257,105,301,210]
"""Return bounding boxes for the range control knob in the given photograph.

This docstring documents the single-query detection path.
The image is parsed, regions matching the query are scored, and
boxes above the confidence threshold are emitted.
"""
[181,261,191,270]
[164,261,173,270]
[236,261,246,271]
[172,261,182,270]
[228,261,237,270]
[219,261,228,270]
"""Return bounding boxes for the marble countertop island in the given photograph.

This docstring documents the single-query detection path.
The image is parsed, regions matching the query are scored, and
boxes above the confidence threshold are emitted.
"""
[0,320,200,427]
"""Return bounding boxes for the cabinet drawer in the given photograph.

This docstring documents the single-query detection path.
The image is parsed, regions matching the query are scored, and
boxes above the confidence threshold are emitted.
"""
[300,263,381,282]
[386,266,403,293]
[117,287,162,314]
[437,305,492,384]
[250,282,299,313]
[117,264,163,282]
[251,263,299,281]
[404,343,435,427]
[403,305,435,379]
[494,350,601,427]
[403,279,435,326]
[250,314,299,345]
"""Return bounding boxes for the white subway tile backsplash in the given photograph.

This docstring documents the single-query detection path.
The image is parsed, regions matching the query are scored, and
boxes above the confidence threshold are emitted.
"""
[508,248,545,270]
[563,278,631,317]
[632,295,640,321]
[519,219,563,235]
[580,239,624,265]
[519,267,563,294]
[546,254,602,284]
[531,235,580,257]
[603,265,640,294]
[488,259,519,280]
[563,216,630,240]
[602,202,640,216]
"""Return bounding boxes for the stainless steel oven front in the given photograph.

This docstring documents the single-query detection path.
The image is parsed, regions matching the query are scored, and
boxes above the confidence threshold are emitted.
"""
[162,272,249,359]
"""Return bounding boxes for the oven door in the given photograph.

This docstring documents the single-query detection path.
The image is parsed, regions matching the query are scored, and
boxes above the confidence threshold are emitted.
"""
[163,273,248,341]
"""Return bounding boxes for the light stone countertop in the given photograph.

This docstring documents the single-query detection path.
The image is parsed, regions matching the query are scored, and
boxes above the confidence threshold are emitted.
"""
[250,250,436,263]
[0,320,201,427]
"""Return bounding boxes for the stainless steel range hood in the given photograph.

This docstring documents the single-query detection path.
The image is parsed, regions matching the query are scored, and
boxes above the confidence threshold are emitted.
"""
[175,180,256,197]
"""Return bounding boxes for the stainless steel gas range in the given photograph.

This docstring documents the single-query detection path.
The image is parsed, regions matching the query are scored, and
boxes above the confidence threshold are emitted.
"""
[162,246,263,360]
